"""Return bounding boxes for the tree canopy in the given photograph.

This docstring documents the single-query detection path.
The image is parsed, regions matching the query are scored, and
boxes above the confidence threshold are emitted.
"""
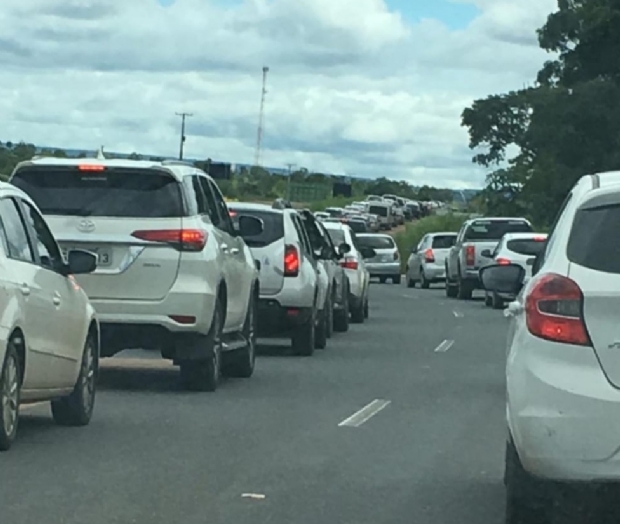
[462,0,620,226]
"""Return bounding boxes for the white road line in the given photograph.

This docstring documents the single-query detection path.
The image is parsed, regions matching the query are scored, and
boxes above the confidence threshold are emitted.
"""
[453,310,464,318]
[338,399,391,427]
[434,339,455,353]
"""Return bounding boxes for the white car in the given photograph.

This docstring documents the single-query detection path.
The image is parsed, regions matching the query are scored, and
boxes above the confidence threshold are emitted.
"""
[0,183,99,451]
[322,222,372,323]
[479,170,620,522]
[228,203,326,355]
[479,232,548,309]
[11,157,263,392]
[406,232,457,288]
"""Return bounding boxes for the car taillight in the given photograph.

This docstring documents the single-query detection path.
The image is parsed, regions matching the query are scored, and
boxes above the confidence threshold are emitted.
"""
[496,257,511,265]
[284,245,300,277]
[525,273,591,346]
[424,248,435,263]
[534,236,546,242]
[131,229,207,252]
[341,257,359,270]
[465,244,475,265]
[78,164,105,171]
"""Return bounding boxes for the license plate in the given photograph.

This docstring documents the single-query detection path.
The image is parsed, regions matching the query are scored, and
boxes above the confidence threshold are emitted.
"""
[62,246,112,267]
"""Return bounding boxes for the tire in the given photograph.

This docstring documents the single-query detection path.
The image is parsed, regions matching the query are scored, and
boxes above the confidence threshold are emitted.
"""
[180,299,223,392]
[392,275,402,285]
[351,296,365,324]
[457,276,473,300]
[315,302,328,350]
[223,293,256,378]
[445,279,458,298]
[326,292,334,339]
[492,291,505,310]
[505,440,549,524]
[292,307,316,356]
[379,276,387,284]
[484,292,493,307]
[334,289,350,333]
[420,270,430,289]
[0,341,21,451]
[407,277,415,288]
[51,334,97,427]
[363,298,369,319]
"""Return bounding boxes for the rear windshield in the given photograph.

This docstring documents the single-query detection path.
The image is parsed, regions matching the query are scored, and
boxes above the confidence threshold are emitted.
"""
[506,238,546,256]
[368,205,388,217]
[356,235,395,249]
[325,208,343,217]
[464,220,532,241]
[11,167,183,218]
[347,220,368,233]
[567,204,620,273]
[229,208,283,248]
[326,228,346,246]
[431,235,456,249]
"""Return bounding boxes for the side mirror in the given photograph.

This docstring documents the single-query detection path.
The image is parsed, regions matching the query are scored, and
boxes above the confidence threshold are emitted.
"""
[360,246,376,259]
[479,263,525,295]
[65,249,98,275]
[236,215,264,237]
[480,249,492,258]
[337,243,351,257]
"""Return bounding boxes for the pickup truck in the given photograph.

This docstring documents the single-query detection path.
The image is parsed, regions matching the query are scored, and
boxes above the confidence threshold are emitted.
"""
[445,217,533,300]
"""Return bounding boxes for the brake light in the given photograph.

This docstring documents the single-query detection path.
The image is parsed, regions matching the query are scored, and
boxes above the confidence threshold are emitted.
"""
[534,236,546,242]
[229,209,238,217]
[131,229,207,252]
[525,273,591,346]
[78,165,105,171]
[496,257,511,265]
[465,244,475,265]
[424,248,435,263]
[284,245,300,276]
[341,257,359,270]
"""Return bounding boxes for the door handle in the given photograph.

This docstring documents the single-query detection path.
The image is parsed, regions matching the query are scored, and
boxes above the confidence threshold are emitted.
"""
[230,248,240,255]
[221,244,229,253]
[20,283,30,296]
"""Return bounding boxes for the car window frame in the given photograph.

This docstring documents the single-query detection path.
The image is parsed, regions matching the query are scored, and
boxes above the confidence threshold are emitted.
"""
[18,198,65,273]
[0,196,36,265]
[205,178,235,236]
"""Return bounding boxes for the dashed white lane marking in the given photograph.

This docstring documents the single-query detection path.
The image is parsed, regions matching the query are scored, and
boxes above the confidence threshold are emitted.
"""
[434,339,455,353]
[453,310,464,318]
[338,399,391,427]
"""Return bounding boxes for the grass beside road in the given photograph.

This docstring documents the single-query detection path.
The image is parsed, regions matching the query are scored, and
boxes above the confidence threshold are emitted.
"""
[393,214,469,270]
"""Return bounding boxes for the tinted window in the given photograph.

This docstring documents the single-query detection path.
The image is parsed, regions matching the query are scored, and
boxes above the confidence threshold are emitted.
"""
[325,208,343,217]
[506,238,547,257]
[368,205,388,217]
[229,209,283,248]
[567,204,620,273]
[326,228,346,246]
[356,235,395,249]
[21,201,63,270]
[347,220,368,233]
[0,198,34,262]
[464,220,532,241]
[12,167,184,218]
[431,235,456,249]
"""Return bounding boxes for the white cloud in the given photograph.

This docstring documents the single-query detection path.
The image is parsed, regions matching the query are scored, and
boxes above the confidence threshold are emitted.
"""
[0,0,557,188]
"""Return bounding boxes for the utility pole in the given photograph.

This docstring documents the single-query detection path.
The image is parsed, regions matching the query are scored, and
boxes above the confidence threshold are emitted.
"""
[254,66,269,168]
[286,163,295,201]
[175,112,193,160]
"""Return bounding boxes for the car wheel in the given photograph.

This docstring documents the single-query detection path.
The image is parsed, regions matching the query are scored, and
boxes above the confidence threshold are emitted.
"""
[420,270,430,289]
[492,291,505,310]
[363,298,369,319]
[457,276,473,300]
[292,306,316,356]
[180,299,223,392]
[379,276,387,284]
[315,301,328,350]
[505,440,549,524]
[223,293,256,378]
[351,296,365,324]
[484,292,493,307]
[407,277,416,288]
[0,340,21,451]
[334,289,350,333]
[392,275,402,285]
[51,334,97,427]
[326,292,334,339]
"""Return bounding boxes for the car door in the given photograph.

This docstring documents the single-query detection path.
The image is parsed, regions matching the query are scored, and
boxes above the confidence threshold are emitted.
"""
[0,197,55,390]
[199,176,246,329]
[411,236,427,279]
[18,198,85,387]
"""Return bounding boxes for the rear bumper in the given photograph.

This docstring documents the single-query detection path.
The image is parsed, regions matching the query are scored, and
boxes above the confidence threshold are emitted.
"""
[366,262,400,276]
[422,263,446,281]
[257,299,313,336]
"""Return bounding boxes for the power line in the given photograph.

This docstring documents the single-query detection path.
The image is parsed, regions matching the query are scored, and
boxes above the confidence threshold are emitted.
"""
[286,163,296,200]
[175,112,193,160]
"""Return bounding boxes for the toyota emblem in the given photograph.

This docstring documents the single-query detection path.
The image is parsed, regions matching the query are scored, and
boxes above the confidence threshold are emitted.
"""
[77,219,95,233]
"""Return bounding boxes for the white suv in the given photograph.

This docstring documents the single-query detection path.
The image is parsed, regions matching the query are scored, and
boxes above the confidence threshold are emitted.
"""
[480,170,620,522]
[228,203,326,355]
[0,183,99,451]
[10,157,263,392]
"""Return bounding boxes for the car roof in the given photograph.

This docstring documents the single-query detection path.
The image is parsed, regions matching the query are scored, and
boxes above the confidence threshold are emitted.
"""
[15,156,201,182]
[228,202,275,212]
[428,231,457,236]
[502,232,548,241]
[356,233,392,239]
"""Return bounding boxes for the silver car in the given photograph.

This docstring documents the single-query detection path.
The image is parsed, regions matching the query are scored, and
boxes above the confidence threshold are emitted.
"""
[356,233,401,284]
[406,232,457,288]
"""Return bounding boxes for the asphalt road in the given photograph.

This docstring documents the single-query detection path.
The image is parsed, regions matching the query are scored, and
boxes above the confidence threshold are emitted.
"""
[0,283,510,524]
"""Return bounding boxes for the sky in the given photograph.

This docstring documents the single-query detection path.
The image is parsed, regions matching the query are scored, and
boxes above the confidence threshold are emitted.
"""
[0,0,557,189]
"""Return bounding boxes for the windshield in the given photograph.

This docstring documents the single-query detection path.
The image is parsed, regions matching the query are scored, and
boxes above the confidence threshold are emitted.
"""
[347,220,368,233]
[356,235,395,249]
[325,228,346,246]
[506,238,546,257]
[12,167,183,218]
[464,220,532,241]
[368,205,388,217]
[431,235,456,249]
